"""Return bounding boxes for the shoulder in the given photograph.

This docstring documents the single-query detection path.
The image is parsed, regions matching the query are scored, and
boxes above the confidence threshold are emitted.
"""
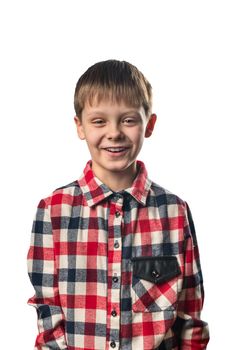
[150,180,186,208]
[37,179,82,208]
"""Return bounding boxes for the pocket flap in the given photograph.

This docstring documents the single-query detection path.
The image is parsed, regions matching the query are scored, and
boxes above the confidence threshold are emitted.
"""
[131,256,181,284]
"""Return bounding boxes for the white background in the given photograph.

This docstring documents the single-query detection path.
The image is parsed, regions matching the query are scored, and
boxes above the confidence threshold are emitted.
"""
[0,1,239,348]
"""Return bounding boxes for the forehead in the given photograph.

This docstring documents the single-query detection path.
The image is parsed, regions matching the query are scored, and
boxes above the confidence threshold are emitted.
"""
[83,98,145,115]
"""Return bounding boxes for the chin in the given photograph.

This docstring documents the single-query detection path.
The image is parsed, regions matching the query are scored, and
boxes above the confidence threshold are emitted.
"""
[106,162,134,171]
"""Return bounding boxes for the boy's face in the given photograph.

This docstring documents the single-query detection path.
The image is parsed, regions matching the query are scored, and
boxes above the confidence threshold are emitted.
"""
[74,99,157,181]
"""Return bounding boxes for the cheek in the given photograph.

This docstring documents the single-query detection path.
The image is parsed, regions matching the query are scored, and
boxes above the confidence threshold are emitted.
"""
[131,129,145,145]
[85,131,101,145]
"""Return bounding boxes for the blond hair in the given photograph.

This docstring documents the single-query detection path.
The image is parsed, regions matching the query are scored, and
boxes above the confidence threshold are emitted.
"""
[74,59,152,121]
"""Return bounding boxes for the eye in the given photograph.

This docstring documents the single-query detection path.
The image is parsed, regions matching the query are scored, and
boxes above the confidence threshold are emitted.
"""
[92,119,104,124]
[123,118,135,124]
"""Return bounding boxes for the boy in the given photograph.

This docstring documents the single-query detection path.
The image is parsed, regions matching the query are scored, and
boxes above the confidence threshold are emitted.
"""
[27,59,209,350]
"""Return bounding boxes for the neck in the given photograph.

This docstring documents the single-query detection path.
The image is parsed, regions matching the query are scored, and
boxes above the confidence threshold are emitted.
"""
[91,162,138,192]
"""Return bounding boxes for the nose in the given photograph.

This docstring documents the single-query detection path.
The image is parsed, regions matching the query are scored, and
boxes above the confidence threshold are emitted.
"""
[106,122,124,140]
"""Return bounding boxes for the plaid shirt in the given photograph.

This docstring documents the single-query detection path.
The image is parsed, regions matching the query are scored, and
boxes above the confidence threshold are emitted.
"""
[27,159,209,350]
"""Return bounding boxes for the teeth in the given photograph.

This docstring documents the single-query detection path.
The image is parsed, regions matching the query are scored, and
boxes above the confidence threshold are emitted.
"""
[106,147,126,152]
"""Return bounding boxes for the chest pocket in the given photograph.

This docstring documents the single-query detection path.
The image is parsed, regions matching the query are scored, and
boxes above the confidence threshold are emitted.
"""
[131,256,181,313]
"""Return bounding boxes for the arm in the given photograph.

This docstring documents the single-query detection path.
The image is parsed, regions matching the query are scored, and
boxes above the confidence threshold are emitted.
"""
[176,201,209,349]
[27,198,67,349]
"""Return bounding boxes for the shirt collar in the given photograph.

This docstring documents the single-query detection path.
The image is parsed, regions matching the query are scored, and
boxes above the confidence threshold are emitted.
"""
[78,159,152,207]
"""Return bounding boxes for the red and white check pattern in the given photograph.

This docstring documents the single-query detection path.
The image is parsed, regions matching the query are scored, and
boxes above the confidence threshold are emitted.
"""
[27,159,209,349]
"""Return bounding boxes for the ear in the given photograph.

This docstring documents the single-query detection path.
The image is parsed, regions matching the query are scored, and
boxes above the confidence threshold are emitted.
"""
[145,114,157,138]
[74,116,86,140]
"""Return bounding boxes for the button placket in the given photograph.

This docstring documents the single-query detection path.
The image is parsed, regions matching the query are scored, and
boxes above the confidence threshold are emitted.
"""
[106,195,123,349]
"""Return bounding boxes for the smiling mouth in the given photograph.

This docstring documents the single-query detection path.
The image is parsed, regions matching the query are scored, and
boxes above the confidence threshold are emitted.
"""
[104,147,128,152]
[103,147,129,155]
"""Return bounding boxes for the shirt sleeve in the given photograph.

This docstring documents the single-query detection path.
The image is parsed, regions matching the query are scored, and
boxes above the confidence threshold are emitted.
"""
[175,201,210,349]
[27,198,68,350]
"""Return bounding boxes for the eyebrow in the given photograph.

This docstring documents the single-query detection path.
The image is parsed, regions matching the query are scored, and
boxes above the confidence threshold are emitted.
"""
[86,110,141,117]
